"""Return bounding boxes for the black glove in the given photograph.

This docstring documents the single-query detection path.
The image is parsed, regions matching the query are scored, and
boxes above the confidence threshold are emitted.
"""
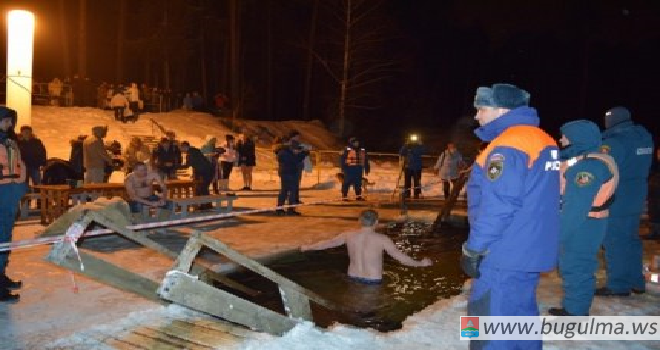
[461,243,486,279]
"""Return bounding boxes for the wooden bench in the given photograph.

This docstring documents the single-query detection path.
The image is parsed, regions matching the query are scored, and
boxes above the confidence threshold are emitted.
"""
[18,193,42,220]
[170,195,238,219]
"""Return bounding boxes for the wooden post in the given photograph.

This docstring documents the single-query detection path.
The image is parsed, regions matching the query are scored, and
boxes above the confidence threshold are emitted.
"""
[279,286,312,321]
[159,271,299,335]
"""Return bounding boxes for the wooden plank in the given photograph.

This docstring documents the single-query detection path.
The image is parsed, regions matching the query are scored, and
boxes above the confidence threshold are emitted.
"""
[279,286,312,321]
[188,319,254,339]
[197,234,337,310]
[45,213,95,264]
[158,270,299,335]
[116,331,183,350]
[105,336,153,350]
[136,327,214,350]
[65,213,259,297]
[46,251,164,303]
[171,232,204,272]
[153,321,239,346]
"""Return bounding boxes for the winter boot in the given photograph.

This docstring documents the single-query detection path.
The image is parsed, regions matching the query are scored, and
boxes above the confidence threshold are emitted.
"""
[0,288,19,303]
[1,275,22,290]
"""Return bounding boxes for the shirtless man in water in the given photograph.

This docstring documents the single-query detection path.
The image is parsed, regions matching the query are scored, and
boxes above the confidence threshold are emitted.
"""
[300,210,432,284]
[124,161,172,214]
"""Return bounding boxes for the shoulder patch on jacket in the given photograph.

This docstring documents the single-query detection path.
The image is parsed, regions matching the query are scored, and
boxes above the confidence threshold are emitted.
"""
[575,171,594,187]
[600,145,610,154]
[487,154,504,181]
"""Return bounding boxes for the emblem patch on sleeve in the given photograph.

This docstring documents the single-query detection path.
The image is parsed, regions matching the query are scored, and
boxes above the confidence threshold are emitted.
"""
[486,154,504,181]
[575,171,594,187]
[600,144,610,154]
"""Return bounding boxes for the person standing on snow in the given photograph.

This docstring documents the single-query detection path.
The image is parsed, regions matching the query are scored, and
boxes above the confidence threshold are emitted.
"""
[340,137,370,201]
[275,138,309,216]
[548,120,619,316]
[83,126,113,184]
[399,134,426,199]
[17,125,46,187]
[596,107,654,296]
[0,107,27,302]
[460,84,559,350]
[180,141,213,207]
[434,142,464,199]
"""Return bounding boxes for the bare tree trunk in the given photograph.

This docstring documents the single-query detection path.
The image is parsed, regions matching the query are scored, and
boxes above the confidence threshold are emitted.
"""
[265,0,273,120]
[200,20,208,101]
[302,0,319,121]
[145,53,151,86]
[116,0,126,82]
[163,2,171,90]
[338,0,352,136]
[78,0,87,77]
[229,0,240,129]
[59,0,71,78]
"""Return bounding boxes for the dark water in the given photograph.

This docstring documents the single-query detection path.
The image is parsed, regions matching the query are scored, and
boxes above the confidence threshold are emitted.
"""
[222,222,468,332]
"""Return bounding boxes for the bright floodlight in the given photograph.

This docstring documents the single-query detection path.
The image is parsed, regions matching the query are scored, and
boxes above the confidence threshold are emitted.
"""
[409,134,419,142]
[6,10,35,128]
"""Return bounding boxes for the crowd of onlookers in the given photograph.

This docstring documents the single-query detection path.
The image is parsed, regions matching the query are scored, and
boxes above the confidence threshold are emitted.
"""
[29,75,232,117]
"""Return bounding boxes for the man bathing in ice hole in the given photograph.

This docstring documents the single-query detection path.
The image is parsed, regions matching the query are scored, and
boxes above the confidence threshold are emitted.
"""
[300,210,432,284]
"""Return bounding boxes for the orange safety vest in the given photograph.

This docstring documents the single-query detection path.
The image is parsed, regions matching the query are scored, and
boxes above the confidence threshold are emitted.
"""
[0,140,24,185]
[345,147,366,167]
[560,153,619,219]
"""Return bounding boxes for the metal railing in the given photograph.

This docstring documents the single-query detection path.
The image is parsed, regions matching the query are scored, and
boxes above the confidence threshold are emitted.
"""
[255,147,442,185]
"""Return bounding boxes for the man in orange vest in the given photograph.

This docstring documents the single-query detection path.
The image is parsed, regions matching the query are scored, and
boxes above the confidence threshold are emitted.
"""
[0,107,27,302]
[340,137,370,201]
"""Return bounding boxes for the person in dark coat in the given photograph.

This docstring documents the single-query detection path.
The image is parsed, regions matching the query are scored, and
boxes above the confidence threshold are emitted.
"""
[275,138,308,216]
[68,135,87,181]
[17,126,46,187]
[237,133,256,190]
[597,107,654,296]
[152,137,182,180]
[399,134,426,199]
[42,159,79,185]
[180,141,213,202]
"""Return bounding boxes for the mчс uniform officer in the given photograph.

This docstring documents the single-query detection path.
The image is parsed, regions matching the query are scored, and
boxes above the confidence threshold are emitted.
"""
[461,83,560,350]
[549,120,618,316]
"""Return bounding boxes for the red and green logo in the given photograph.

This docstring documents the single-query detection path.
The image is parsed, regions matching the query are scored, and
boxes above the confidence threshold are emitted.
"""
[461,316,479,338]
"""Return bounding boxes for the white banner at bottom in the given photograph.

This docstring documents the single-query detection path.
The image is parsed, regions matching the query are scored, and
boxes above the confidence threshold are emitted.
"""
[460,316,660,341]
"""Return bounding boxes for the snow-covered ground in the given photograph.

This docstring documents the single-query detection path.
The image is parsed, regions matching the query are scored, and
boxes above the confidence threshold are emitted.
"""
[2,106,658,349]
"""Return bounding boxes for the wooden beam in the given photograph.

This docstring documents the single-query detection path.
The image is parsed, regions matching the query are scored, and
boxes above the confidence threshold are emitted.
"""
[158,271,299,335]
[90,213,259,296]
[196,234,337,310]
[279,286,312,321]
[46,250,164,303]
[172,231,204,272]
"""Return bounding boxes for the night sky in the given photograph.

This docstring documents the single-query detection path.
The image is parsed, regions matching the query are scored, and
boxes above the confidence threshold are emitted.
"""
[1,0,659,151]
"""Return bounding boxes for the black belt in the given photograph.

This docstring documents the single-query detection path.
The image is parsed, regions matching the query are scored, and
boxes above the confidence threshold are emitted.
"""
[590,195,615,212]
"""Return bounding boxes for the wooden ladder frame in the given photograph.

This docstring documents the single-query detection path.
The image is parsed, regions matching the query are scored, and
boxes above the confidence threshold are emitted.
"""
[158,230,338,335]
[44,211,258,302]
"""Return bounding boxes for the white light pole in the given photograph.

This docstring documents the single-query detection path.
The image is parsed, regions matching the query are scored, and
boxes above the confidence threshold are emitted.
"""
[6,10,35,128]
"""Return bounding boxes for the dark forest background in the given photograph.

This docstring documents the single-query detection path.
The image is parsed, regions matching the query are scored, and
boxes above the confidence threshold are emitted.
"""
[1,0,659,151]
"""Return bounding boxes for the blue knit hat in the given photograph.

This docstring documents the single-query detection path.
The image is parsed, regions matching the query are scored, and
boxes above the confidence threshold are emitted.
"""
[0,106,17,121]
[473,83,530,109]
[604,106,631,129]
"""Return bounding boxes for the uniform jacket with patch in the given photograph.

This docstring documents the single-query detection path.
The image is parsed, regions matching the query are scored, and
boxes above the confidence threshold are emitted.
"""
[559,120,619,239]
[465,107,560,272]
[601,121,654,217]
